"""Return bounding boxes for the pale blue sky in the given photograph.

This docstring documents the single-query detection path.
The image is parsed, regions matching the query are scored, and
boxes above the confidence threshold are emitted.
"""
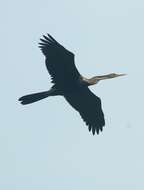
[0,0,144,189]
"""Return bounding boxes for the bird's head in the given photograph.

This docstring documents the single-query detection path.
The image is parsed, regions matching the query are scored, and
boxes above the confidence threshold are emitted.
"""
[105,73,127,78]
[95,73,127,80]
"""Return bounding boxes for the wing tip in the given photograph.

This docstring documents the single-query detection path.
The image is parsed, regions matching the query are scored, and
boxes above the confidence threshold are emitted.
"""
[89,124,105,136]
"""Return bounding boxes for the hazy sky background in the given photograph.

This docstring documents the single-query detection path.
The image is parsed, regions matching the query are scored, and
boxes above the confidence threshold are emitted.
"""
[0,0,144,189]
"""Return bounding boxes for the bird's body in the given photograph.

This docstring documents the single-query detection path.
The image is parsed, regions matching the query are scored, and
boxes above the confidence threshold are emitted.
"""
[19,34,126,135]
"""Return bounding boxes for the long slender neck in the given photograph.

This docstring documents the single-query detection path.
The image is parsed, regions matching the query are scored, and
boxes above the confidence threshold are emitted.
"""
[88,73,126,85]
[88,74,113,84]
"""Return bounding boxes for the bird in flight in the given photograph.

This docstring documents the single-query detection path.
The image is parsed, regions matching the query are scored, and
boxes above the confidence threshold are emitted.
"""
[19,34,126,135]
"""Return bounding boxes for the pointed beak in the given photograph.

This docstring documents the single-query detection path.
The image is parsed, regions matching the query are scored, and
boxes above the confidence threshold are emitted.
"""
[116,73,127,77]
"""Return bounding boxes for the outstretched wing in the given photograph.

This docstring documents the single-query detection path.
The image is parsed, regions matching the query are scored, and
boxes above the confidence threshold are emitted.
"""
[39,34,81,88]
[64,87,105,135]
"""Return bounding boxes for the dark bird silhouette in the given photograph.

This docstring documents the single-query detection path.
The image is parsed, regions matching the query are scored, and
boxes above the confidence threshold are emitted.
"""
[19,34,126,135]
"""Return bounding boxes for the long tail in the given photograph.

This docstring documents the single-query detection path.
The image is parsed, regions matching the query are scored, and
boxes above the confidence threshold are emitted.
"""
[19,91,51,105]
